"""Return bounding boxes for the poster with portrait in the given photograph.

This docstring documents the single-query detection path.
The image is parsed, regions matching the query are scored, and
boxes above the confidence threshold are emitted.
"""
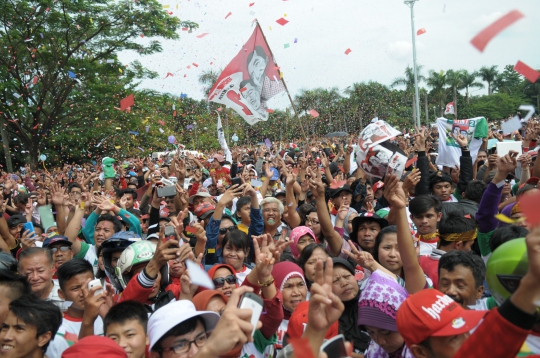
[357,120,402,151]
[356,141,407,179]
[436,117,488,167]
[208,25,286,125]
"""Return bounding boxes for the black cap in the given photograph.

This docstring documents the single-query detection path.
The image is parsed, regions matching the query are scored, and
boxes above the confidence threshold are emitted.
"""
[330,185,352,199]
[429,171,453,188]
[351,213,389,236]
[7,214,25,228]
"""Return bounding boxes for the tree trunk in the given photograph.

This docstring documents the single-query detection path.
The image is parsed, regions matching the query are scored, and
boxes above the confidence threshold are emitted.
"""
[488,82,491,95]
[466,88,470,104]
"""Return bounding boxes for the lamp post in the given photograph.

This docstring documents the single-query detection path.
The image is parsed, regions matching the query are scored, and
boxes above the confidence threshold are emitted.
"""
[404,0,421,128]
[433,106,436,119]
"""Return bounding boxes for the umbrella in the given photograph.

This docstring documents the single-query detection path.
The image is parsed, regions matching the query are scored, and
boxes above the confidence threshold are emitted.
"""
[325,132,348,138]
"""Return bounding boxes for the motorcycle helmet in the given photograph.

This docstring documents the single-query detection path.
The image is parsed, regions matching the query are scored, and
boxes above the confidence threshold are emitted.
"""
[115,240,156,292]
[101,231,141,290]
[486,237,527,305]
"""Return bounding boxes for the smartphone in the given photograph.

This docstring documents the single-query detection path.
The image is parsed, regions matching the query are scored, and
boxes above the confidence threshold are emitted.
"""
[156,185,176,198]
[22,222,36,238]
[231,177,242,187]
[320,334,347,358]
[87,278,104,296]
[237,292,264,337]
[164,225,176,239]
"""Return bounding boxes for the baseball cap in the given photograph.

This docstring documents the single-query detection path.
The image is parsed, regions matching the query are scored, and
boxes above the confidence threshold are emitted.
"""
[189,191,211,204]
[148,300,220,351]
[194,202,215,220]
[43,235,72,248]
[351,212,388,234]
[329,185,352,199]
[7,214,25,228]
[396,289,487,348]
[212,154,225,163]
[286,301,338,341]
[372,181,385,192]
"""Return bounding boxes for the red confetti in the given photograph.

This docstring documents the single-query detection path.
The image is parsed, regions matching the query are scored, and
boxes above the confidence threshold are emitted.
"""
[309,109,319,118]
[192,63,199,67]
[140,34,144,38]
[470,10,524,52]
[32,76,38,84]
[276,18,289,26]
[120,94,134,111]
[225,12,232,19]
[158,120,165,126]
[417,28,426,36]
[249,2,255,6]
[405,157,418,167]
[514,61,540,83]
[173,110,177,116]
[520,190,540,226]
[345,48,352,55]
[182,27,188,31]
[196,33,209,38]
[266,109,274,113]
[165,72,174,78]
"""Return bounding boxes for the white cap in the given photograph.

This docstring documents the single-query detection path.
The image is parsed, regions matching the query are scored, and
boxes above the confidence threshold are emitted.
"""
[148,300,220,351]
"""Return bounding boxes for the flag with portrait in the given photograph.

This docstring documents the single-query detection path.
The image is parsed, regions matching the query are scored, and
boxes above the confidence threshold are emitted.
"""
[208,24,285,125]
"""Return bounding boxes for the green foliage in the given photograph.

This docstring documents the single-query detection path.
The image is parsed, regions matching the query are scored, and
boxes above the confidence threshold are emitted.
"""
[0,0,198,166]
[460,93,525,120]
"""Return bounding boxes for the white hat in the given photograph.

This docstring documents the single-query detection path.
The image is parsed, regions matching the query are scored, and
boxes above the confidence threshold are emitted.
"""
[148,300,219,351]
[189,191,211,204]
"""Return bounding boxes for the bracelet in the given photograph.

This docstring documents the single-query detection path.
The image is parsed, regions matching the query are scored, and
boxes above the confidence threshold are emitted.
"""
[258,277,275,287]
[461,146,469,151]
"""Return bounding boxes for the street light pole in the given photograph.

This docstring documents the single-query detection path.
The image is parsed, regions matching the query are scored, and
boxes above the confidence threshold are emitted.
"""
[404,0,421,128]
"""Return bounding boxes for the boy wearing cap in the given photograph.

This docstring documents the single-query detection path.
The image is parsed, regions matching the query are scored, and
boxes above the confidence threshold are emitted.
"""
[396,224,540,358]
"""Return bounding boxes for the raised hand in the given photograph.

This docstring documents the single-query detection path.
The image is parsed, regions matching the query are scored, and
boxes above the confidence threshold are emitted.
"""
[452,132,469,148]
[496,151,518,175]
[383,174,407,210]
[402,169,421,194]
[344,240,378,272]
[308,258,345,331]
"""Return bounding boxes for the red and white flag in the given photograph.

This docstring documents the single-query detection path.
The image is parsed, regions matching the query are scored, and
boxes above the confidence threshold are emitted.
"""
[208,24,285,125]
[444,102,455,115]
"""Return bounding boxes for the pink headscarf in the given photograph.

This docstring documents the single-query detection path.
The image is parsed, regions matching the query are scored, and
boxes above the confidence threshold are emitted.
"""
[289,226,318,259]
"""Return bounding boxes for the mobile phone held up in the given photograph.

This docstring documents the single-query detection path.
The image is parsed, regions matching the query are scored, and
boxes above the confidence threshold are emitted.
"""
[22,222,36,240]
[87,279,104,296]
[237,292,263,337]
[320,334,347,358]
[156,185,176,198]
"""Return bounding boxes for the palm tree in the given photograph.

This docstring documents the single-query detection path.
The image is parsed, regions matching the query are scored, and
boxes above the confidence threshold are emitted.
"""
[426,70,448,117]
[446,69,464,118]
[198,69,221,96]
[391,65,426,122]
[478,65,498,95]
[460,70,484,104]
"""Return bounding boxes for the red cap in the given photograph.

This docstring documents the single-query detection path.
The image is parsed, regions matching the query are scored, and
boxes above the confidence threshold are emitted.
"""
[372,181,384,192]
[286,301,338,340]
[212,154,225,163]
[396,289,487,347]
[194,202,216,219]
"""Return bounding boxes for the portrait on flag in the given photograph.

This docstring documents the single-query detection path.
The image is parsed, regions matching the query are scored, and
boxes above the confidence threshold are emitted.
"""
[356,141,406,180]
[436,117,488,167]
[208,25,285,125]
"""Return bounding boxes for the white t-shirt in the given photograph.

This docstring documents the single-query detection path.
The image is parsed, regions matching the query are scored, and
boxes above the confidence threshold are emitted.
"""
[235,266,252,286]
[75,242,99,275]
[46,314,104,358]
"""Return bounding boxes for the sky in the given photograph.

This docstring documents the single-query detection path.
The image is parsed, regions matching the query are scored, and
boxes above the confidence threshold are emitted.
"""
[117,0,540,109]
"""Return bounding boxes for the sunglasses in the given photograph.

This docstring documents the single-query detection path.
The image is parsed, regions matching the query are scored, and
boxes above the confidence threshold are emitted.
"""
[212,275,236,288]
[49,246,71,253]
[218,226,237,235]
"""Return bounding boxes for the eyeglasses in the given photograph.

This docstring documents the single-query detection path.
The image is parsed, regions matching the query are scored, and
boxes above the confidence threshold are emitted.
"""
[160,332,208,355]
[212,274,236,288]
[49,246,71,253]
[218,226,237,235]
[305,218,320,225]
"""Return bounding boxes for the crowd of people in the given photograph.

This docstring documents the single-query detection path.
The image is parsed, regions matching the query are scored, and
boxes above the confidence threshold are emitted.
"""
[0,118,539,358]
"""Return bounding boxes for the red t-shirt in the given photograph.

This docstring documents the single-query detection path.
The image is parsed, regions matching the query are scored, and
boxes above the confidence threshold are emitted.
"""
[212,167,231,186]
[419,256,439,289]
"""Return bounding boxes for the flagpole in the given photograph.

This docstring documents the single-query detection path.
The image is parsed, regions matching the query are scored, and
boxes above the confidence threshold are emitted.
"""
[255,21,308,140]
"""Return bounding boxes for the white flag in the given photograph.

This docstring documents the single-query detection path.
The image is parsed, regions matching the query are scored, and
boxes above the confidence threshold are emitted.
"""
[217,112,232,163]
[444,102,455,115]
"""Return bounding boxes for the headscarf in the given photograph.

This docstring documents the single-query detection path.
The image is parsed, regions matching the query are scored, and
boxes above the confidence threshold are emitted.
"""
[332,258,371,355]
[196,264,238,295]
[289,226,318,259]
[192,290,228,311]
[358,270,412,358]
[272,262,306,320]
